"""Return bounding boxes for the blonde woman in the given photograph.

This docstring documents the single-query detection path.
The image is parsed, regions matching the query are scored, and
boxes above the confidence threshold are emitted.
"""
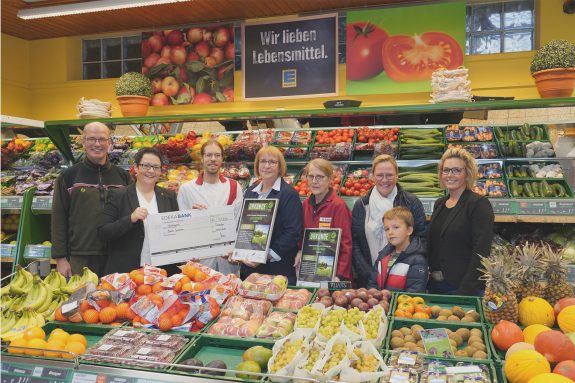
[427,148,494,295]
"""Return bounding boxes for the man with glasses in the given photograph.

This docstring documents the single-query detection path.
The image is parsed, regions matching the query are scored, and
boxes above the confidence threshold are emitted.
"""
[52,122,131,277]
[177,139,243,274]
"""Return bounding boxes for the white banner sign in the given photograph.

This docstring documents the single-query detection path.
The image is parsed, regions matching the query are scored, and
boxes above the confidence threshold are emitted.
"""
[145,205,236,266]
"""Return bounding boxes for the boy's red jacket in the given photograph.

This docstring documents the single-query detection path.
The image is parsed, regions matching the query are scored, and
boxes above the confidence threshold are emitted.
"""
[302,191,353,280]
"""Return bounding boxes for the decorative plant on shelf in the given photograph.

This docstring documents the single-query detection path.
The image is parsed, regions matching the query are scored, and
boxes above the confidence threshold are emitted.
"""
[115,72,154,117]
[530,39,575,98]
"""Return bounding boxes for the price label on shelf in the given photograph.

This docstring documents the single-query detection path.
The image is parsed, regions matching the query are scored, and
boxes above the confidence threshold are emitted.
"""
[24,245,51,259]
[517,200,547,215]
[32,197,52,210]
[489,200,516,215]
[0,244,16,258]
[547,201,575,216]
[1,196,23,209]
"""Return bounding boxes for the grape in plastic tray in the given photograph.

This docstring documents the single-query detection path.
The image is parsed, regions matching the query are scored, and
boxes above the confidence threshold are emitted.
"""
[274,288,312,311]
[238,273,287,301]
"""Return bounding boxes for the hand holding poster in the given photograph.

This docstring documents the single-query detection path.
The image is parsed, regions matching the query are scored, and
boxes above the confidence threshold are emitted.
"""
[297,228,341,287]
[231,199,279,264]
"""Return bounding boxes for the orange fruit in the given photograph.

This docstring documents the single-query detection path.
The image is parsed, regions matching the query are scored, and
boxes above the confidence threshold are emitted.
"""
[26,338,48,356]
[158,316,173,332]
[152,282,164,293]
[99,281,115,290]
[179,275,191,285]
[174,281,182,293]
[171,314,183,327]
[181,264,195,279]
[116,302,131,320]
[44,340,65,358]
[144,275,156,284]
[68,334,87,347]
[181,282,193,292]
[192,282,205,292]
[49,330,70,343]
[62,341,86,359]
[412,312,430,319]
[54,306,68,322]
[7,339,28,354]
[158,268,167,277]
[194,271,208,282]
[137,284,152,296]
[99,307,117,324]
[79,299,91,313]
[82,309,100,324]
[23,327,46,341]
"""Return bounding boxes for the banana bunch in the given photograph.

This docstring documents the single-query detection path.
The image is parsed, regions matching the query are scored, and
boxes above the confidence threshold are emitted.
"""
[6,266,34,296]
[61,267,99,294]
[1,308,45,342]
[44,269,67,293]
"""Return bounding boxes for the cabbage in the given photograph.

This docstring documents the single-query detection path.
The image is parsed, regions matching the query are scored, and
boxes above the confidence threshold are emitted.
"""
[563,243,575,263]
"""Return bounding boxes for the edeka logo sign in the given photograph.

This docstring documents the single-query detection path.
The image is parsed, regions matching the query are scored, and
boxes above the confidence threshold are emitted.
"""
[242,14,338,100]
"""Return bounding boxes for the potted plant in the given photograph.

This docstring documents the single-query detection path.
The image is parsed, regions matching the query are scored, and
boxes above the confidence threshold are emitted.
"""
[115,72,154,116]
[530,39,575,98]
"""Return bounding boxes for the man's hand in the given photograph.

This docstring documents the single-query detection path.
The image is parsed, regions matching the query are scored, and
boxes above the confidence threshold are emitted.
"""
[293,250,302,275]
[242,260,260,268]
[56,258,72,277]
[131,207,148,223]
[192,203,208,210]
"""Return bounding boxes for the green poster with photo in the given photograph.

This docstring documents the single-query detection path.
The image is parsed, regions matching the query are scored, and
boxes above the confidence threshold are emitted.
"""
[346,1,466,95]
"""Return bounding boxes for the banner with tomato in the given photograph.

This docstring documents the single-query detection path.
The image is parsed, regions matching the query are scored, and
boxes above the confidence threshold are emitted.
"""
[141,24,235,106]
[346,1,466,95]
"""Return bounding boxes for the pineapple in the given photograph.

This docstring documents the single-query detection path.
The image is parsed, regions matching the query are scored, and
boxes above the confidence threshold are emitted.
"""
[542,244,574,305]
[480,248,518,324]
[513,242,545,302]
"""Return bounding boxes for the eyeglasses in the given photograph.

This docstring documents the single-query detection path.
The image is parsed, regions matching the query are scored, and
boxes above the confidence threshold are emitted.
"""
[138,163,162,172]
[84,137,110,145]
[259,159,279,167]
[204,153,222,159]
[306,174,327,182]
[441,167,465,175]
[374,173,396,181]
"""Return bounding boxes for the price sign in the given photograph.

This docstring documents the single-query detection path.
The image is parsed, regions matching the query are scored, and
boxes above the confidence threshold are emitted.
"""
[489,199,516,215]
[32,197,52,210]
[419,198,437,215]
[517,200,547,215]
[0,244,16,257]
[0,363,70,383]
[24,245,51,259]
[328,281,352,290]
[1,196,23,209]
[547,200,575,216]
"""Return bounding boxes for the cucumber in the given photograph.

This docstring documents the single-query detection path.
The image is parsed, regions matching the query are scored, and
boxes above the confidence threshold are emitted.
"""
[530,182,540,197]
[552,183,566,197]
[494,126,505,139]
[521,142,527,157]
[541,180,553,197]
[517,184,523,195]
[510,130,518,141]
[510,180,520,197]
[521,123,531,138]
[506,165,514,177]
[524,183,535,197]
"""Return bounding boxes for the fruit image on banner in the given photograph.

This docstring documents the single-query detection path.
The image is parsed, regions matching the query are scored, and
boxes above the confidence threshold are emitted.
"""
[346,1,465,95]
[141,25,234,106]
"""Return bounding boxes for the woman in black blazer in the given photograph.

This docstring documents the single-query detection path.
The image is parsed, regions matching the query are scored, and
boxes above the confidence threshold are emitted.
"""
[98,148,179,275]
[427,148,494,296]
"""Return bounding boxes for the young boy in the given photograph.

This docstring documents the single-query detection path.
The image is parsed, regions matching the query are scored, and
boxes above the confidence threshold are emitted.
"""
[367,207,428,292]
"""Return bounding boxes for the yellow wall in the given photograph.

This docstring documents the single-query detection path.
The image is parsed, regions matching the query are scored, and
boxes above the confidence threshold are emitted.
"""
[1,0,574,121]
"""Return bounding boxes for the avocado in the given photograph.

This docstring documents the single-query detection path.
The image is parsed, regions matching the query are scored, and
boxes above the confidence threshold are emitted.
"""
[176,358,203,373]
[205,360,227,376]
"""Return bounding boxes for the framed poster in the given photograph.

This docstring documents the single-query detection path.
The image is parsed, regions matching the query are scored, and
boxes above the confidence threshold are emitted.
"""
[297,228,341,287]
[231,199,279,263]
[242,14,338,100]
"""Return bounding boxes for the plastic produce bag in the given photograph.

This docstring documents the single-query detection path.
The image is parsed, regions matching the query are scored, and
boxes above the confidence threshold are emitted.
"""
[340,341,387,383]
[359,305,388,348]
[274,288,312,311]
[255,311,296,339]
[238,273,287,301]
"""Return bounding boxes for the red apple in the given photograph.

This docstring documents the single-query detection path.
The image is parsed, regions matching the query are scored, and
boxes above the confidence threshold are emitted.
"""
[160,45,171,59]
[157,57,171,66]
[186,27,204,44]
[204,56,216,68]
[213,27,230,47]
[166,30,184,46]
[141,40,152,58]
[225,43,234,61]
[203,30,212,42]
[193,92,212,104]
[163,30,173,36]
[178,66,189,83]
[161,76,180,97]
[195,41,210,57]
[148,35,164,53]
[555,297,575,316]
[186,51,200,63]
[151,93,169,106]
[151,77,163,93]
[170,46,187,65]
[210,47,224,65]
[144,53,160,68]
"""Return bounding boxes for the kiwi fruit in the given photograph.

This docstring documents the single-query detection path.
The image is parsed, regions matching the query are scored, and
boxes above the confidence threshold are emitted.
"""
[410,324,424,335]
[468,335,483,345]
[470,328,483,337]
[404,342,418,350]
[464,346,477,357]
[460,315,475,323]
[473,350,488,359]
[391,330,404,338]
[471,342,486,352]
[416,340,424,347]
[438,309,452,317]
[437,315,448,321]
[403,335,416,344]
[430,305,442,317]
[456,328,470,341]
[448,339,457,348]
[455,350,468,357]
[452,306,466,318]
[400,327,412,336]
[450,332,463,346]
[447,315,460,321]
[416,347,426,353]
[390,337,405,349]
[467,311,481,321]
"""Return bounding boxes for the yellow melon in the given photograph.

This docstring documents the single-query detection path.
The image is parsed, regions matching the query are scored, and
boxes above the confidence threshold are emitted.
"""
[518,297,555,327]
[557,305,575,333]
[527,373,574,383]
[523,324,552,345]
[505,349,551,383]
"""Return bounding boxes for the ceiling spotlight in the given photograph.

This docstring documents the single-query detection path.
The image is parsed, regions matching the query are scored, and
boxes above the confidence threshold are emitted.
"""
[18,0,192,20]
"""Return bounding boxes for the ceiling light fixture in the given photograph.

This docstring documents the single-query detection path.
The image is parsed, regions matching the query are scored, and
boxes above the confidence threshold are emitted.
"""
[18,0,192,20]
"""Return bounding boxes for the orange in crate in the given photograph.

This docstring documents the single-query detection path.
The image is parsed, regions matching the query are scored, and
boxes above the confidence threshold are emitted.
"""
[82,309,100,324]
[99,307,117,324]
[116,303,132,320]
[54,307,68,322]
[136,284,152,296]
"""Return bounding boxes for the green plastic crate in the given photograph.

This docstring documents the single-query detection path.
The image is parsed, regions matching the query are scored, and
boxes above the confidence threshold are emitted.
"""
[507,178,573,198]
[387,318,493,363]
[389,292,484,327]
[495,362,508,383]
[167,335,273,381]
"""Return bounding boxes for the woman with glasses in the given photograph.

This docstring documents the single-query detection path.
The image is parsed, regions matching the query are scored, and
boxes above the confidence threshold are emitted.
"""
[98,147,179,274]
[427,148,494,295]
[240,146,303,285]
[296,158,352,281]
[351,154,426,288]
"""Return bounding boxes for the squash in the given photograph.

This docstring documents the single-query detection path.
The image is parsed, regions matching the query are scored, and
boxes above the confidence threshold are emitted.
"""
[505,349,551,383]
[504,350,551,383]
[527,373,574,383]
[557,305,575,333]
[523,324,552,345]
[492,320,524,351]
[518,297,555,327]
[534,330,575,363]
[554,360,575,381]
[505,342,535,360]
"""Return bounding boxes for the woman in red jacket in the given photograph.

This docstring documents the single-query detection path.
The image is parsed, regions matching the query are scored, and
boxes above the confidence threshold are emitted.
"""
[295,158,353,281]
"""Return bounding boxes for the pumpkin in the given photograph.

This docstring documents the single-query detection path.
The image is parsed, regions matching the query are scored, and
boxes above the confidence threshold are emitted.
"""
[523,324,552,345]
[506,342,535,360]
[505,349,551,383]
[534,330,575,363]
[527,373,574,383]
[557,305,575,333]
[554,297,575,317]
[518,297,555,327]
[492,320,524,351]
[554,360,575,381]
